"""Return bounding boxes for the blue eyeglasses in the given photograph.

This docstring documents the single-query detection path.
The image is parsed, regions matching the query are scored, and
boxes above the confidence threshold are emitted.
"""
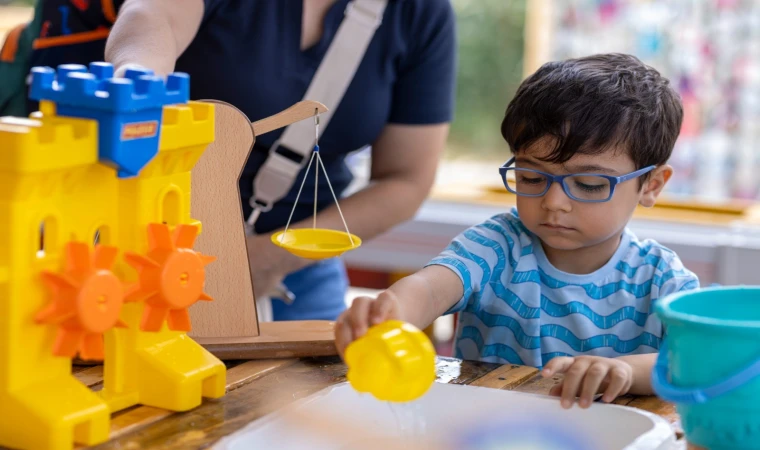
[498,157,655,203]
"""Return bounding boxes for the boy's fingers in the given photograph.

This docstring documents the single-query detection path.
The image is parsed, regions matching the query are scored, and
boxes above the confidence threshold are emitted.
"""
[542,357,575,377]
[370,293,394,325]
[560,359,591,409]
[549,383,563,397]
[578,363,608,408]
[602,367,629,403]
[333,313,353,359]
[348,297,372,338]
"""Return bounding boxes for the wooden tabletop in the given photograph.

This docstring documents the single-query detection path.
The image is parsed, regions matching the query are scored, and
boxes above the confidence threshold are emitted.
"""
[67,357,683,449]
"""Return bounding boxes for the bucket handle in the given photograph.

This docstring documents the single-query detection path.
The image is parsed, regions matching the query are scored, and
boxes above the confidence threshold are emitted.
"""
[652,340,760,404]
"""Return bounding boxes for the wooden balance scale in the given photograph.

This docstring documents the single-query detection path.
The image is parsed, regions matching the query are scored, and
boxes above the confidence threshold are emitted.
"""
[188,100,359,359]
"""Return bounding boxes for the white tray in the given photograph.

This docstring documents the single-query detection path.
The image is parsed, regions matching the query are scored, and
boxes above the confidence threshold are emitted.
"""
[214,382,676,450]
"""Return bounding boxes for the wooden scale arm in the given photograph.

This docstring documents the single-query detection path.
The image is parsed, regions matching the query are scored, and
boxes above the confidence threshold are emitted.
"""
[188,100,337,359]
[251,101,328,136]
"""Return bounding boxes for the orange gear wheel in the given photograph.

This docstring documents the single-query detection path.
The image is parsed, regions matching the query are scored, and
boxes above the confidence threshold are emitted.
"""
[35,242,127,361]
[124,223,215,332]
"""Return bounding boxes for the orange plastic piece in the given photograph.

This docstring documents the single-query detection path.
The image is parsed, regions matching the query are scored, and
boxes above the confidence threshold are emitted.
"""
[124,223,215,332]
[36,242,127,360]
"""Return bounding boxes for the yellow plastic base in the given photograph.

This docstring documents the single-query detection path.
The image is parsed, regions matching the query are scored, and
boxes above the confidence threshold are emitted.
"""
[345,320,436,403]
[0,378,110,450]
[101,304,226,413]
[271,228,361,259]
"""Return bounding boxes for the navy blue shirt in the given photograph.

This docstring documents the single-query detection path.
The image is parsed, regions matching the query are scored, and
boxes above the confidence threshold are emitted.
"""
[182,0,457,233]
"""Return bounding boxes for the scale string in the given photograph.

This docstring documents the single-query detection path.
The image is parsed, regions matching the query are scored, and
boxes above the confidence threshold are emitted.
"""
[314,111,319,229]
[317,152,354,246]
[282,151,317,241]
[280,108,356,248]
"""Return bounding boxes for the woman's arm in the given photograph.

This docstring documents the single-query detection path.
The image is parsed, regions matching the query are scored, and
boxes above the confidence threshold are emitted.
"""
[307,122,448,240]
[105,0,204,76]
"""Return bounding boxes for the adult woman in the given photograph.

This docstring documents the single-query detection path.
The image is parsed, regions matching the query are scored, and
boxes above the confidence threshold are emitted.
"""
[24,0,457,321]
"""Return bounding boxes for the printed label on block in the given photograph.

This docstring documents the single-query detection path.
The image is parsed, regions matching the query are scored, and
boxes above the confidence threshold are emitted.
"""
[121,121,158,140]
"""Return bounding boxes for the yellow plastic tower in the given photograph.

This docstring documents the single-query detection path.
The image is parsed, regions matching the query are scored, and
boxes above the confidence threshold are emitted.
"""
[0,95,225,449]
[101,101,226,413]
[0,111,113,449]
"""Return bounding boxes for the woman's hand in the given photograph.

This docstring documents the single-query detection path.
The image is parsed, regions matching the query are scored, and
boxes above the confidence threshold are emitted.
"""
[246,232,303,300]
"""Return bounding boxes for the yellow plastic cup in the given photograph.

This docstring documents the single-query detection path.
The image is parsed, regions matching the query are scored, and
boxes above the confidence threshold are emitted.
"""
[345,320,436,402]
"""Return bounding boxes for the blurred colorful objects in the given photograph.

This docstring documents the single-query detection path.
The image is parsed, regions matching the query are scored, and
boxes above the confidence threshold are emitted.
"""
[550,0,760,202]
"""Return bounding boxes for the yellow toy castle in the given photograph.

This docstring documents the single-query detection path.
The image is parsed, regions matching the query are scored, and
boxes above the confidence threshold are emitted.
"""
[0,63,225,450]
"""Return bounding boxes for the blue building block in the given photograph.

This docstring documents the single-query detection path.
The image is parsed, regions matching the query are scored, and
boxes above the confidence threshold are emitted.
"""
[29,62,190,178]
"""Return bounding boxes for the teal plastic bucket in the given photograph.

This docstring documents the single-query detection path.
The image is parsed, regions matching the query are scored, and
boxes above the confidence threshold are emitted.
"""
[653,286,760,449]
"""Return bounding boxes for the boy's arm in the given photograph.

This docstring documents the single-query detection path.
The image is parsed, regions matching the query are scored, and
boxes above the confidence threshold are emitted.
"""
[334,265,463,357]
[389,265,464,329]
[617,353,657,395]
[335,213,517,357]
[105,0,205,76]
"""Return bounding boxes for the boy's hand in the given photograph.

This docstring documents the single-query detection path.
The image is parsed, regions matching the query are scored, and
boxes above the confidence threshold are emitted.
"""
[541,356,634,409]
[334,291,402,359]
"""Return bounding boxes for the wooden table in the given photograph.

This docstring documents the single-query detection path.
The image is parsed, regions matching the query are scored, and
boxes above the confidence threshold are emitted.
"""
[66,357,683,449]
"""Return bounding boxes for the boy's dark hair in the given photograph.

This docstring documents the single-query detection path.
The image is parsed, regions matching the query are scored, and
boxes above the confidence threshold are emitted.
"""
[501,53,683,173]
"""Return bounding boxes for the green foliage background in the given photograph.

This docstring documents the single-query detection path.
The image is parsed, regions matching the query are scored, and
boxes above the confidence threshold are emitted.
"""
[449,0,526,158]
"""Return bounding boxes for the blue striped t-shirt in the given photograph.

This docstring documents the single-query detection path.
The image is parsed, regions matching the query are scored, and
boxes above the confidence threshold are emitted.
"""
[428,210,699,368]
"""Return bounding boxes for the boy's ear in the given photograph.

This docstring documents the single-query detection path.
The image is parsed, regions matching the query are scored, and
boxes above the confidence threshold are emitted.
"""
[639,165,672,207]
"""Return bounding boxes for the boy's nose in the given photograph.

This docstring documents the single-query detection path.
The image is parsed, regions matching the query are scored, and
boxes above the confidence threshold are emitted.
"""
[541,182,572,212]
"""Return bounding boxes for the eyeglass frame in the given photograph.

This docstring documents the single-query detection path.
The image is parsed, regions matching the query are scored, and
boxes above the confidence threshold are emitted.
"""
[498,157,656,203]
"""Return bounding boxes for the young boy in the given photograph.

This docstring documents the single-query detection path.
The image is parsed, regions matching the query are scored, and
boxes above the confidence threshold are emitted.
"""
[334,53,699,409]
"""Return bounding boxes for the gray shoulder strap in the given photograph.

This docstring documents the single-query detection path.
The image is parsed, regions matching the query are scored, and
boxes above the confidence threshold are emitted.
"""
[249,0,388,222]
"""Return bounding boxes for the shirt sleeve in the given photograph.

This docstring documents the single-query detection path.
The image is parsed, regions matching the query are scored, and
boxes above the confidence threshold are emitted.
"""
[388,0,457,125]
[425,215,522,315]
[653,255,699,340]
[656,257,700,298]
